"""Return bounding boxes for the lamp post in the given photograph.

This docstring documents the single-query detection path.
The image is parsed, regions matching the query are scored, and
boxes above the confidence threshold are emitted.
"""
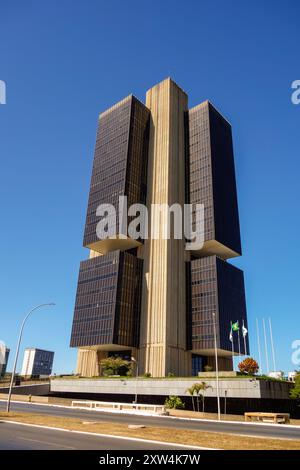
[212,311,221,420]
[131,356,139,404]
[6,303,55,413]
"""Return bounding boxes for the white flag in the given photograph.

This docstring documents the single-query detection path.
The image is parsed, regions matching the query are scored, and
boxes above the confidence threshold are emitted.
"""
[242,324,248,337]
[229,330,233,342]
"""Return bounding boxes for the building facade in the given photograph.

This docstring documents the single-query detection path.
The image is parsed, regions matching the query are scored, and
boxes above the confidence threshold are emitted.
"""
[21,348,54,378]
[70,78,248,377]
[0,347,10,378]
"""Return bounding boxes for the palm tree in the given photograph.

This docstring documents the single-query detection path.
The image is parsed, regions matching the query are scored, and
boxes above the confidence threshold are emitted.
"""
[186,385,196,411]
[193,382,212,412]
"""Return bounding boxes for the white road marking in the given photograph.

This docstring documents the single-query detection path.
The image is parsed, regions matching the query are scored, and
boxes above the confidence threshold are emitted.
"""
[18,436,76,449]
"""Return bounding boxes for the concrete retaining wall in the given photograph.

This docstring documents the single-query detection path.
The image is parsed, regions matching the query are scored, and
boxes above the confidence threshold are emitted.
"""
[50,378,292,399]
[0,393,49,403]
[0,383,50,396]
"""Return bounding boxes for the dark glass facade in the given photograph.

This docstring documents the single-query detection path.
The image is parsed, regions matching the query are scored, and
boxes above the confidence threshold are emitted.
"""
[71,94,149,352]
[186,100,247,363]
[188,102,241,255]
[31,349,54,376]
[70,250,143,348]
[83,96,149,248]
[189,255,248,355]
[192,354,203,376]
[216,257,249,354]
[188,102,214,242]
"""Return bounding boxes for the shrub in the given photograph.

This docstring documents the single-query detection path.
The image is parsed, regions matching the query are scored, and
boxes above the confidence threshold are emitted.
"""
[165,395,185,409]
[100,357,132,376]
[290,373,300,399]
[238,357,259,375]
[167,372,176,377]
[143,372,151,378]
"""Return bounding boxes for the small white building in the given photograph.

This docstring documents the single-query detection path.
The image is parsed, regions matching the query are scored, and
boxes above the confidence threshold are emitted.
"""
[288,371,297,382]
[0,345,10,377]
[21,348,54,378]
[268,371,284,380]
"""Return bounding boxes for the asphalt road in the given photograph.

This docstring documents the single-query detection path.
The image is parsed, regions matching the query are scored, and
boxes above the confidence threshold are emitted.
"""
[1,400,300,441]
[0,421,190,450]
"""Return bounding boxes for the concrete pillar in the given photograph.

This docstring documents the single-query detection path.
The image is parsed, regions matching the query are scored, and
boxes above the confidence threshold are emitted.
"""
[139,78,191,377]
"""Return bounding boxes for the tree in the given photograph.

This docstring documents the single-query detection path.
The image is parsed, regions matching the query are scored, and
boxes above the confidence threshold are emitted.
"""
[100,357,132,376]
[193,382,212,412]
[186,385,196,411]
[290,373,300,399]
[238,357,259,375]
[186,382,212,412]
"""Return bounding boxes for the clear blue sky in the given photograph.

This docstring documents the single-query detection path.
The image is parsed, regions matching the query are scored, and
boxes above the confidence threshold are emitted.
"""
[1,0,299,375]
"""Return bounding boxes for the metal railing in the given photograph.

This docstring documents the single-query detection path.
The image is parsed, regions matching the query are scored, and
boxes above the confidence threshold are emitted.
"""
[71,400,167,415]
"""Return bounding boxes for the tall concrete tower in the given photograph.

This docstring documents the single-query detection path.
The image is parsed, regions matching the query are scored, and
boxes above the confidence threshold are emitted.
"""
[139,79,191,376]
[70,78,248,378]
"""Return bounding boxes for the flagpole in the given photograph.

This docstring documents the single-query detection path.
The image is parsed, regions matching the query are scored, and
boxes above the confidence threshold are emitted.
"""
[242,320,247,356]
[269,317,276,372]
[262,318,269,374]
[230,321,234,370]
[212,312,221,421]
[237,327,241,356]
[256,318,262,374]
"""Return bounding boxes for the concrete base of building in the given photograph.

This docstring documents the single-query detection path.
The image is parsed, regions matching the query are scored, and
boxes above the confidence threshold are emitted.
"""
[76,349,107,377]
[198,371,238,378]
[75,348,140,377]
[138,346,192,377]
[204,356,233,372]
[51,377,292,400]
[75,347,234,378]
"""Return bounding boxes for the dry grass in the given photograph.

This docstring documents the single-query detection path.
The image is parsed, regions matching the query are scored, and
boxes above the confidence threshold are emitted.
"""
[1,411,300,450]
[169,409,300,425]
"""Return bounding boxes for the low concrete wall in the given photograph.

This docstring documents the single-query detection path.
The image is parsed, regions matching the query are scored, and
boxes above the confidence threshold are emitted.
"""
[0,393,49,403]
[50,378,292,400]
[198,371,238,378]
[0,383,50,396]
[259,380,292,399]
[0,393,73,406]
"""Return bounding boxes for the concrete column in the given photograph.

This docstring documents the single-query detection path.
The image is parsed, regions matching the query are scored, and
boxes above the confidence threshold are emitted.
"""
[139,78,191,377]
[76,349,107,377]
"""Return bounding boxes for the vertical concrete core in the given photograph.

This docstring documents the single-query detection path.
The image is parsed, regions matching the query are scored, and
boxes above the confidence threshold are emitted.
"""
[139,78,191,376]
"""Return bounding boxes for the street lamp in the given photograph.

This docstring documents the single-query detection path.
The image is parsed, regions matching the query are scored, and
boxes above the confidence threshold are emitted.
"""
[131,356,139,404]
[212,311,221,420]
[6,303,55,413]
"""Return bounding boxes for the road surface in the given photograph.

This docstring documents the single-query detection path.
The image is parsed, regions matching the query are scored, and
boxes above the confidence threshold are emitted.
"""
[0,400,300,441]
[0,421,193,450]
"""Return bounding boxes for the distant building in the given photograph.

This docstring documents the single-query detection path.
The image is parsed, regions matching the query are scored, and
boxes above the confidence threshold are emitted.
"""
[268,371,284,380]
[288,371,297,382]
[0,347,10,378]
[21,348,54,378]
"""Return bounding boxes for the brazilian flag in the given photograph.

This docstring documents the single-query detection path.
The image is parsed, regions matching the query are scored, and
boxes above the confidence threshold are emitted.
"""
[232,321,239,331]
